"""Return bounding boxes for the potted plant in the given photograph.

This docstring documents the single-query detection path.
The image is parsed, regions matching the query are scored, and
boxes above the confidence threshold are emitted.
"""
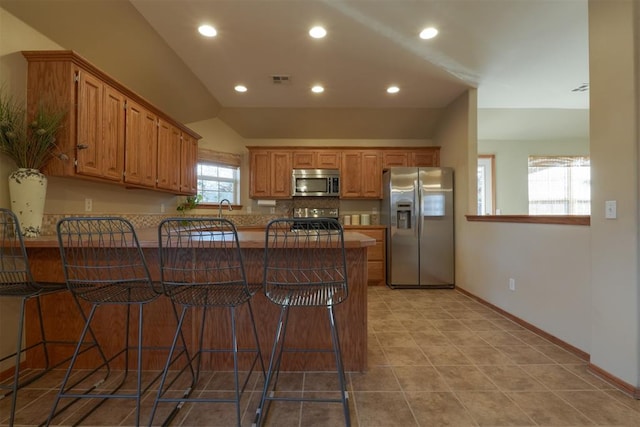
[0,89,66,237]
[176,194,203,213]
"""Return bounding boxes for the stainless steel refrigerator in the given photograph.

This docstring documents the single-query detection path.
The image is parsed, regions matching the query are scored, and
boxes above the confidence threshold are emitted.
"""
[382,167,454,288]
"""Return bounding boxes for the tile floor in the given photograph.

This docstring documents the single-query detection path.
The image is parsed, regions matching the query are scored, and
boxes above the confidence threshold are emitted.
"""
[2,286,640,426]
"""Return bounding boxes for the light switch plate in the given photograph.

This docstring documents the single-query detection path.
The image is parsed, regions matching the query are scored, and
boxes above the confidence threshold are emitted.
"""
[605,200,616,219]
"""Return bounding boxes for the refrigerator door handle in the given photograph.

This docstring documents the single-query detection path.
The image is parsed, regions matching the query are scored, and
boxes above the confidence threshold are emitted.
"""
[415,178,420,238]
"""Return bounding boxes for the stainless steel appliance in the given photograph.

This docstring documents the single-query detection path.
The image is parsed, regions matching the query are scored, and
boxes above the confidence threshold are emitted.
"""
[382,167,454,288]
[292,169,340,197]
[292,207,340,230]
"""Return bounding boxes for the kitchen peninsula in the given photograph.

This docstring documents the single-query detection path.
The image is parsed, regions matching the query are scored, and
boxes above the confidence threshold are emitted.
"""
[21,228,374,372]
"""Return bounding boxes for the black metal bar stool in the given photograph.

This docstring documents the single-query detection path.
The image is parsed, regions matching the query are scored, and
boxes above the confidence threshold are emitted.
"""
[0,208,91,426]
[47,217,183,426]
[254,218,350,427]
[150,218,265,427]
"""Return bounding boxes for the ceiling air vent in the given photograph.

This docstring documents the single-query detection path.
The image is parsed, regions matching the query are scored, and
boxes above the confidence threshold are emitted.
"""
[271,75,291,85]
[571,83,589,92]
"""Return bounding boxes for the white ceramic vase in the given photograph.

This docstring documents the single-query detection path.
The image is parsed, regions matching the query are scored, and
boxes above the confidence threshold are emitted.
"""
[8,168,48,237]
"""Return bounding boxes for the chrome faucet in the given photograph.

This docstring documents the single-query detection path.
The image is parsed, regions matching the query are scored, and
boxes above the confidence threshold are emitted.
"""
[218,199,232,217]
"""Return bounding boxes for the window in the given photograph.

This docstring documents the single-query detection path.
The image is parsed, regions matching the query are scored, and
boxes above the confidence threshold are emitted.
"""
[197,162,239,204]
[196,148,242,205]
[528,156,590,215]
[477,155,495,215]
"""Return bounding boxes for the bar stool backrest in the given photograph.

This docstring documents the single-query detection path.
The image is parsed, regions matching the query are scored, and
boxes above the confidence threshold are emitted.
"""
[56,217,160,303]
[158,217,251,307]
[0,208,37,295]
[263,218,348,307]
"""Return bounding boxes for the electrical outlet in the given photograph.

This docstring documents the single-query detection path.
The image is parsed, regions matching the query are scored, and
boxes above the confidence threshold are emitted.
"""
[84,198,92,212]
[160,203,165,213]
[509,278,515,291]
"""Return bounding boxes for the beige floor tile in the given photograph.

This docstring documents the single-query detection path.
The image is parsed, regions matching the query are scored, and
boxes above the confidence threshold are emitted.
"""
[430,319,470,331]
[350,366,401,391]
[435,365,498,391]
[495,345,557,364]
[353,391,418,426]
[532,344,586,364]
[376,330,418,347]
[300,391,355,426]
[521,365,597,391]
[393,365,450,392]
[555,390,640,426]
[460,318,500,331]
[382,346,431,366]
[410,330,451,346]
[441,330,492,346]
[455,391,535,426]
[303,371,343,392]
[477,365,547,392]
[476,330,526,346]
[458,345,515,366]
[507,391,595,425]
[419,345,472,366]
[405,391,478,426]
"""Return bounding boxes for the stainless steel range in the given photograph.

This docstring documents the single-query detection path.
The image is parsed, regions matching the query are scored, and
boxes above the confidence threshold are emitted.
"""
[293,208,339,220]
[292,208,340,230]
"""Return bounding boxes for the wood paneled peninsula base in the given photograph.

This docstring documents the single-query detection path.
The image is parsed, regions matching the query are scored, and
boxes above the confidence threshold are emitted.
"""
[21,230,374,372]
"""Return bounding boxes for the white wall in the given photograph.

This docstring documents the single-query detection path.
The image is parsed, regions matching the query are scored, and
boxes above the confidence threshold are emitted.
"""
[588,0,639,388]
[479,138,589,214]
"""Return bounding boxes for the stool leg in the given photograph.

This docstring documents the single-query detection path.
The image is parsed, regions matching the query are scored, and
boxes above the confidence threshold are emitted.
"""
[254,305,289,427]
[328,305,351,426]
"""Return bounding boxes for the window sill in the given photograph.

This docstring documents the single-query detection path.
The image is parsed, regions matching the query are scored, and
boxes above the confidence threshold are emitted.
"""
[199,203,243,211]
[466,215,590,226]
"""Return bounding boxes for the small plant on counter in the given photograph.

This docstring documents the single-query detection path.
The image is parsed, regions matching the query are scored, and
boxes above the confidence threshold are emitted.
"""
[177,194,203,213]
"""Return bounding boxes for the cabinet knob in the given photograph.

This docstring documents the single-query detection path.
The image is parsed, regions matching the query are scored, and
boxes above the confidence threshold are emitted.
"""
[77,144,89,150]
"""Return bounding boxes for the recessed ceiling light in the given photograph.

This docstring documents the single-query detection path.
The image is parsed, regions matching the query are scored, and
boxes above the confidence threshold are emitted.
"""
[311,85,324,93]
[234,85,247,93]
[198,24,217,37]
[309,26,327,39]
[387,86,400,94]
[419,27,438,40]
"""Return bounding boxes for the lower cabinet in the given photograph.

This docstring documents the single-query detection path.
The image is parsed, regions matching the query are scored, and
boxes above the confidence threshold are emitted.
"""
[349,227,386,286]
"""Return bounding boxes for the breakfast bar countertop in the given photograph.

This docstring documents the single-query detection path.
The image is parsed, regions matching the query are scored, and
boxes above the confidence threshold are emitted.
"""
[22,228,376,249]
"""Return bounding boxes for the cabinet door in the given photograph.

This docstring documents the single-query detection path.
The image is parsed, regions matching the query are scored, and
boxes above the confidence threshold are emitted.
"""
[124,100,157,187]
[340,151,363,198]
[316,150,341,169]
[270,151,292,198]
[75,71,103,178]
[383,152,408,168]
[100,85,125,181]
[411,149,439,167]
[250,151,271,198]
[292,151,315,168]
[75,75,125,181]
[180,133,198,195]
[157,120,181,192]
[361,152,382,198]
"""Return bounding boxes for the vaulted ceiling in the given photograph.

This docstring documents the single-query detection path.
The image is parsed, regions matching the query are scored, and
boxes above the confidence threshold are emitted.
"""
[1,0,589,140]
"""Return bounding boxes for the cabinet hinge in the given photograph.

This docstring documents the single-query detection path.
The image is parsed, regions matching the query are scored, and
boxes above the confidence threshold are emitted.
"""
[124,100,127,110]
[74,72,79,83]
[74,159,78,166]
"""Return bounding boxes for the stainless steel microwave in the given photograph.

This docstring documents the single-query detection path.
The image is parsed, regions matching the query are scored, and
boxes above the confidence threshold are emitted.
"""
[291,169,340,197]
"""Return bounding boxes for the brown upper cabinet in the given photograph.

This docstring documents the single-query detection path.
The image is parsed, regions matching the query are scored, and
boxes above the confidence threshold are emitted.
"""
[292,150,341,169]
[248,146,440,200]
[22,50,200,195]
[382,147,440,169]
[341,150,382,199]
[249,149,292,199]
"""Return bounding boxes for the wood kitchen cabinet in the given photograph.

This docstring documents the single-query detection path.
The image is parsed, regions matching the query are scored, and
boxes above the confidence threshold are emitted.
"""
[383,148,440,169]
[249,149,292,198]
[124,99,157,188]
[180,133,198,195]
[341,150,382,199]
[23,50,200,194]
[348,226,386,285]
[292,150,341,169]
[156,120,182,192]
